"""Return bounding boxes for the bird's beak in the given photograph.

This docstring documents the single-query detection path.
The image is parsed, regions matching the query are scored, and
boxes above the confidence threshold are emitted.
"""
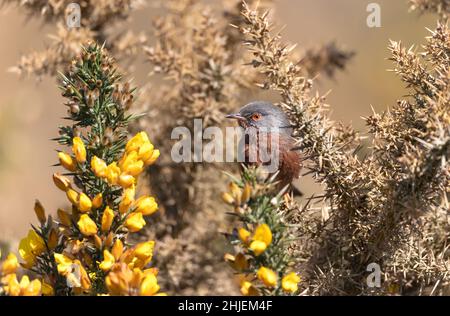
[225,113,246,122]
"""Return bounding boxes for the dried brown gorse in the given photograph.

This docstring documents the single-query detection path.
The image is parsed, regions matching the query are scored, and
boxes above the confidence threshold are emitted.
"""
[237,1,449,295]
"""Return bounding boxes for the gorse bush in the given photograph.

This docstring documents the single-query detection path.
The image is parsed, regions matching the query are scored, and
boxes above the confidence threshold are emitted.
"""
[222,167,300,296]
[0,43,163,296]
[4,0,146,79]
[0,0,448,296]
[221,1,448,295]
[4,0,355,296]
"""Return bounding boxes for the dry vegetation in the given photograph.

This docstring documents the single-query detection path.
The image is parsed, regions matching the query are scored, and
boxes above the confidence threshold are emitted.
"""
[0,0,448,296]
[229,1,449,295]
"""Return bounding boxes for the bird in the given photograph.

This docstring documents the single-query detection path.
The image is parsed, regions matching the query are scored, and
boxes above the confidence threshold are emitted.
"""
[226,101,302,192]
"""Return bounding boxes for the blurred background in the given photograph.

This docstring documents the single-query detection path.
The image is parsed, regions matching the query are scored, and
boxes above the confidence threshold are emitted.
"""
[0,0,436,243]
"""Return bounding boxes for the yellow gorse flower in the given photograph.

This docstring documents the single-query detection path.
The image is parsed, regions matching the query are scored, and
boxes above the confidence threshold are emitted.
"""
[133,241,155,261]
[2,274,42,296]
[237,224,273,256]
[77,214,98,236]
[120,240,155,270]
[137,141,154,161]
[112,239,124,260]
[92,193,103,209]
[134,196,158,216]
[72,137,87,163]
[54,253,74,275]
[125,212,146,233]
[78,192,92,213]
[125,131,159,166]
[238,228,251,245]
[281,272,301,293]
[125,132,149,153]
[257,266,278,288]
[118,173,135,188]
[1,253,19,275]
[119,185,135,214]
[58,152,77,172]
[106,162,121,185]
[105,263,163,296]
[18,229,45,268]
[140,271,160,296]
[249,224,272,256]
[101,206,114,232]
[54,254,91,291]
[144,149,160,166]
[240,280,259,296]
[90,132,159,188]
[66,188,79,205]
[119,151,144,176]
[99,250,116,272]
[91,156,107,178]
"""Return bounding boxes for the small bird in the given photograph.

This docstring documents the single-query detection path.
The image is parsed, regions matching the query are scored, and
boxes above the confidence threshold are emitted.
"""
[226,101,302,191]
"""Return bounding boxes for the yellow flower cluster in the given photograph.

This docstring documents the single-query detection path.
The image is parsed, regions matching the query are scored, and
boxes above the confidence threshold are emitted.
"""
[52,132,161,294]
[54,253,91,292]
[221,182,252,213]
[91,132,160,187]
[223,181,301,296]
[18,229,45,268]
[99,240,165,296]
[239,224,272,256]
[0,131,163,296]
[0,251,43,296]
[226,222,299,295]
[55,133,159,238]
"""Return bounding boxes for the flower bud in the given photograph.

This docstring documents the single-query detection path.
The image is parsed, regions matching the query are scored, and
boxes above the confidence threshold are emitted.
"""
[111,239,124,260]
[48,229,58,250]
[101,206,114,232]
[34,200,46,225]
[92,193,103,209]
[57,209,72,226]
[66,189,79,205]
[91,156,107,178]
[104,232,114,248]
[77,214,98,236]
[78,193,92,213]
[52,173,71,192]
[72,137,86,163]
[94,234,103,250]
[58,152,76,172]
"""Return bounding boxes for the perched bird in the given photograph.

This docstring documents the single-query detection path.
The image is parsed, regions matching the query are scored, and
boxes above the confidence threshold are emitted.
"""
[226,101,302,191]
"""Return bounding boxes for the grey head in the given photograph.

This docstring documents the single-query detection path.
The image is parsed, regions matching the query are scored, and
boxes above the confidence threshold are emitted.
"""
[226,101,292,134]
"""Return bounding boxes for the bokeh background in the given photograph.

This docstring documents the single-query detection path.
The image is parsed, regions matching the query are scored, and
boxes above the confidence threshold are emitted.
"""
[0,0,436,243]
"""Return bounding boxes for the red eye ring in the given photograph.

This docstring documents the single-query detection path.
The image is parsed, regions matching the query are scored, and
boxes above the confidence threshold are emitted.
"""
[251,113,262,121]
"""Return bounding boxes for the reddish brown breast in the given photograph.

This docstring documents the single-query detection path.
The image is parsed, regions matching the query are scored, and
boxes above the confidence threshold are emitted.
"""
[242,130,302,189]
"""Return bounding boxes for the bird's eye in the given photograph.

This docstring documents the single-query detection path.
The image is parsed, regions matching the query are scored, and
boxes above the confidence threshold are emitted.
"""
[251,113,262,121]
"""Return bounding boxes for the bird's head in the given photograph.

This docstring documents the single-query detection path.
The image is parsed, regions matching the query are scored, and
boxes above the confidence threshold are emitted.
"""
[226,101,292,134]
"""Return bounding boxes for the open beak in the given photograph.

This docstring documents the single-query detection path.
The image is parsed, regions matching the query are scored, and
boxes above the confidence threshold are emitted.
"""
[225,113,246,122]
